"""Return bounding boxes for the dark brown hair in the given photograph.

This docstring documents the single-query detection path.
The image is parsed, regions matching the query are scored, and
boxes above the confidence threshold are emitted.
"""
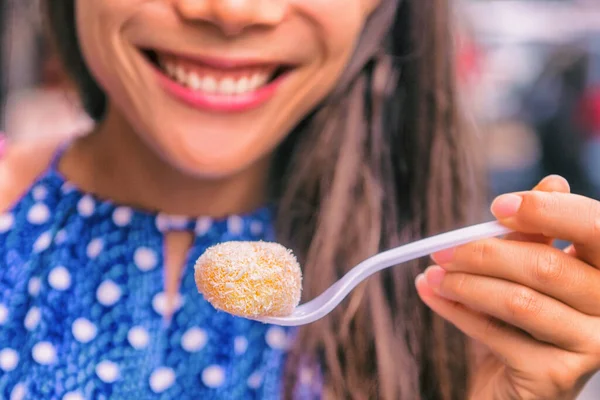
[45,0,482,398]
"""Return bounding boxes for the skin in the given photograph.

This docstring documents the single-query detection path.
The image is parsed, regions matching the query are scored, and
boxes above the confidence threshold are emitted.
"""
[417,175,600,399]
[61,0,379,217]
[3,1,599,398]
[58,0,380,340]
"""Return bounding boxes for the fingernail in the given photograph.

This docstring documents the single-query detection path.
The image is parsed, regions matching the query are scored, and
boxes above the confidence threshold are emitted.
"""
[424,266,446,290]
[431,248,455,265]
[415,273,436,297]
[0,135,5,158]
[415,273,425,285]
[491,194,522,218]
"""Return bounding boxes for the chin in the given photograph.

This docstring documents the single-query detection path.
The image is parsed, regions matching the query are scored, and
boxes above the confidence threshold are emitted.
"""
[161,144,266,180]
[141,118,276,180]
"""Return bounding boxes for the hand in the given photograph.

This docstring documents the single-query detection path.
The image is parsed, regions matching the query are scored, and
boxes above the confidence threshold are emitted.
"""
[416,175,600,400]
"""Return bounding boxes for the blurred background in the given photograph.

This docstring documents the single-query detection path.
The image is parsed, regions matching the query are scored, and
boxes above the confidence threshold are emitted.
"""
[0,0,599,397]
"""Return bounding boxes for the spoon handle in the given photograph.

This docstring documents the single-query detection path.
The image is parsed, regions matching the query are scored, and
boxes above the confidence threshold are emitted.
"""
[308,221,512,317]
[258,221,513,326]
[343,221,513,285]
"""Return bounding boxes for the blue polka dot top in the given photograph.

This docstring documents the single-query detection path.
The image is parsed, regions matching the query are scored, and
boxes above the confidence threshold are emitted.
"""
[0,155,321,399]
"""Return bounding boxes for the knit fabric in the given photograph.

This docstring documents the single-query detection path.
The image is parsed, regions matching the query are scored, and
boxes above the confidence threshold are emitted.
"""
[0,162,321,399]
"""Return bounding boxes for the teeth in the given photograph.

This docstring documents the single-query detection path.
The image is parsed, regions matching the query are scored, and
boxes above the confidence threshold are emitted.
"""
[159,59,274,95]
[236,77,249,94]
[219,78,236,95]
[174,66,187,84]
[188,73,202,90]
[202,77,217,93]
[165,62,176,77]
[252,74,269,89]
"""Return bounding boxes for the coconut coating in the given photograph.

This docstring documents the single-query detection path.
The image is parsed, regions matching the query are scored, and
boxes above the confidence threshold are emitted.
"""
[194,241,302,318]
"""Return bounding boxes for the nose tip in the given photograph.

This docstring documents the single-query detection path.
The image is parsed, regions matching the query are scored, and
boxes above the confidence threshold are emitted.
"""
[174,0,288,36]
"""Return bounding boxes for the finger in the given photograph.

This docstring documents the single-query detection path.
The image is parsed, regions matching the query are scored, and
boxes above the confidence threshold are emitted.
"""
[0,134,6,158]
[432,239,600,316]
[423,266,597,352]
[505,175,571,245]
[491,191,600,267]
[564,244,577,257]
[430,175,571,271]
[415,273,550,368]
[532,174,571,193]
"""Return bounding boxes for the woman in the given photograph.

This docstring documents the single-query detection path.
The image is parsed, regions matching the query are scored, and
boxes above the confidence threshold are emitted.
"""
[1,0,599,399]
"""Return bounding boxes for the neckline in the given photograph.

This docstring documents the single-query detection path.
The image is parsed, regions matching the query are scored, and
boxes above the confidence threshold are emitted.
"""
[42,150,274,234]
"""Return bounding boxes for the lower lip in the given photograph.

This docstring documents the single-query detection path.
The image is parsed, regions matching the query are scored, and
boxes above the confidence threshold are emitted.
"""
[153,65,287,113]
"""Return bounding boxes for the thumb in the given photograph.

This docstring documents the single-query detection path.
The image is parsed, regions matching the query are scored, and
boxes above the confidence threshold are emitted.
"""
[502,175,570,245]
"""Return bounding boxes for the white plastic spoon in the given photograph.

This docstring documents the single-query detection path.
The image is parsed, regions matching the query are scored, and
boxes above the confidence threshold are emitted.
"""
[255,221,512,326]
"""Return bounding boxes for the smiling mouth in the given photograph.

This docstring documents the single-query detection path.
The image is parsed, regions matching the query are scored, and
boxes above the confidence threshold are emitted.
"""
[143,50,290,96]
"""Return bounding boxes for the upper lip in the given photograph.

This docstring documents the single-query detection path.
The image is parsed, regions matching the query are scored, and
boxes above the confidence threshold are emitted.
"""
[144,47,296,70]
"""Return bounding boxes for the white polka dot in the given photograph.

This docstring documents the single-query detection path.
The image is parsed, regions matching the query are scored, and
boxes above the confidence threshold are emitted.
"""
[24,307,41,331]
[234,336,248,355]
[0,213,14,233]
[266,327,288,350]
[27,203,50,225]
[194,217,212,236]
[112,207,132,227]
[54,230,67,244]
[61,182,76,194]
[28,277,41,297]
[227,216,244,235]
[32,342,56,365]
[86,238,104,259]
[247,372,263,389]
[0,304,8,325]
[155,214,187,232]
[250,221,263,235]
[181,327,207,352]
[33,231,52,253]
[96,280,122,306]
[155,214,169,232]
[10,383,26,400]
[152,292,183,317]
[167,215,188,230]
[299,367,314,384]
[48,266,71,291]
[149,367,176,393]
[77,195,95,217]
[134,247,158,271]
[96,360,120,383]
[127,326,150,350]
[202,365,225,388]
[32,186,47,201]
[62,391,84,400]
[72,318,97,343]
[0,348,19,371]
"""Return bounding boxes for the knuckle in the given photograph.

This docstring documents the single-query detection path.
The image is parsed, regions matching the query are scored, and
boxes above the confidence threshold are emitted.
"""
[446,273,471,296]
[466,240,494,265]
[578,322,600,358]
[532,250,564,285]
[585,333,600,358]
[506,287,542,319]
[525,191,559,219]
[547,354,588,395]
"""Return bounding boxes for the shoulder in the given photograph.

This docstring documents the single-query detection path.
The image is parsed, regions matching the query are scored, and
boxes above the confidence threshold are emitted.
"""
[0,134,65,213]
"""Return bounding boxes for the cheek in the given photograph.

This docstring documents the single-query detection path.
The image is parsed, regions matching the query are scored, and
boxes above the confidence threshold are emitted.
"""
[293,0,367,59]
[75,1,123,96]
[75,0,146,102]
